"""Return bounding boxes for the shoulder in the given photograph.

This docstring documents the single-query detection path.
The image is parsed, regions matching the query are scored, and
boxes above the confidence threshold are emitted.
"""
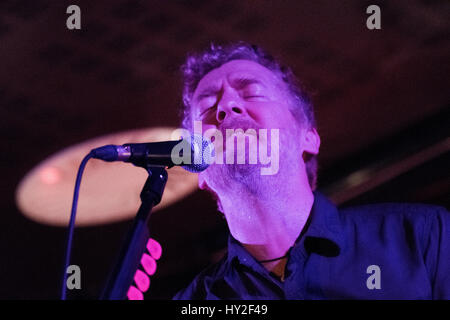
[339,202,449,223]
[172,255,229,300]
[338,202,449,241]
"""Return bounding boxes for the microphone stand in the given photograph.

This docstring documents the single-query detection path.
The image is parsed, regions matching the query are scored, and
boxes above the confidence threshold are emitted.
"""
[100,165,168,300]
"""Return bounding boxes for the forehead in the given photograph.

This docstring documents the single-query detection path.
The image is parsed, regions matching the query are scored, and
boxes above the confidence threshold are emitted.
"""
[194,59,281,94]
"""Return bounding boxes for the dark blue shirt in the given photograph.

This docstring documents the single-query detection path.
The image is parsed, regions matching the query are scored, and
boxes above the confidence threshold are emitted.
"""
[173,192,450,299]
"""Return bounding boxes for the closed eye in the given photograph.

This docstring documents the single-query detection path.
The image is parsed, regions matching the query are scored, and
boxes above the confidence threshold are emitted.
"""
[200,106,216,117]
[244,95,265,100]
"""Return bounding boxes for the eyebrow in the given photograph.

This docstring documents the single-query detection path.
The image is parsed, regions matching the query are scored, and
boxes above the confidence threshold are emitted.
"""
[194,77,267,103]
[231,77,266,90]
[195,86,221,103]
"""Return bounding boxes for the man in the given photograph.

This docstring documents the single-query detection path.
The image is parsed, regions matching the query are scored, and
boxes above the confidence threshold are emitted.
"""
[173,42,450,299]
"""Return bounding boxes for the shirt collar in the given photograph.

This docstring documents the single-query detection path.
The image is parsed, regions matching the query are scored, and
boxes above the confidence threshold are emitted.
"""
[226,191,344,266]
[299,191,344,249]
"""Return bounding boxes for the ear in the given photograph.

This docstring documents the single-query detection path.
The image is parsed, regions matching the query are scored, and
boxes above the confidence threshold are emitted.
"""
[302,128,321,156]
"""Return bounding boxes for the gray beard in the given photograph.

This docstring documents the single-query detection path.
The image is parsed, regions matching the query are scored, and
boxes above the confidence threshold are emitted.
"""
[204,159,263,196]
[204,119,303,200]
[206,147,298,198]
[210,118,267,194]
[224,162,264,194]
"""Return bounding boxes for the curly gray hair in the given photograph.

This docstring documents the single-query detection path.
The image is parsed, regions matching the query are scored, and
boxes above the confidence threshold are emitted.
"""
[180,41,319,190]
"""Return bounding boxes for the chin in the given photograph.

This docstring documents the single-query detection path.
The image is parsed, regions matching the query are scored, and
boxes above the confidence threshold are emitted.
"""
[227,163,260,179]
[227,163,273,196]
[205,162,259,189]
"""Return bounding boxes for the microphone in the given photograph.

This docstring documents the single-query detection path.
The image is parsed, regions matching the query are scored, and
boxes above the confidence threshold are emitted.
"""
[90,134,213,173]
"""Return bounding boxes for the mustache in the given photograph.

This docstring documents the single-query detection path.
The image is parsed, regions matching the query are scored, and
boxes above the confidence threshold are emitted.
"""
[218,117,261,134]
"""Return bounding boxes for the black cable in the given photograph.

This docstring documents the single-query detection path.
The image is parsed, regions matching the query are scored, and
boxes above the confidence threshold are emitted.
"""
[258,254,288,263]
[61,152,93,300]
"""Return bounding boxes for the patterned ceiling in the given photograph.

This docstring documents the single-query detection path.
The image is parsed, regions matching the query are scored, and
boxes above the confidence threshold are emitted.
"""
[0,0,449,299]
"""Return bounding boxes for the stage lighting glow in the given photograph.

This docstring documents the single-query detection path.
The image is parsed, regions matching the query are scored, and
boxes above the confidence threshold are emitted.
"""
[127,285,143,300]
[39,167,62,185]
[15,127,198,226]
[141,253,157,276]
[146,238,162,260]
[134,269,150,292]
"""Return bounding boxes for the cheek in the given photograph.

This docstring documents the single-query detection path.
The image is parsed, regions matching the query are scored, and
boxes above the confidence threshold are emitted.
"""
[248,102,297,130]
[201,124,217,135]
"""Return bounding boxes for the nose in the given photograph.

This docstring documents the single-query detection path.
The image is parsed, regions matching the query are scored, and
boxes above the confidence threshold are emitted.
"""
[216,89,244,123]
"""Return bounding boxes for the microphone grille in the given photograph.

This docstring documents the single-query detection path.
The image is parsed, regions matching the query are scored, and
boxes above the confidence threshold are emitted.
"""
[182,134,214,173]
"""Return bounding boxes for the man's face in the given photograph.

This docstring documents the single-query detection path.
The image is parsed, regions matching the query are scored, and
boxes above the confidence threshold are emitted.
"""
[189,59,318,195]
[191,59,299,136]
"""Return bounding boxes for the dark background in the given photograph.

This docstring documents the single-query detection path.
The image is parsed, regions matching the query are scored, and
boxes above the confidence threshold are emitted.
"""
[0,0,449,299]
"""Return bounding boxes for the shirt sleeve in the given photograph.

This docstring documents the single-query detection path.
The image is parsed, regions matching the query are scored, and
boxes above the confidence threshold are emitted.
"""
[172,275,207,300]
[172,284,197,300]
[423,206,450,299]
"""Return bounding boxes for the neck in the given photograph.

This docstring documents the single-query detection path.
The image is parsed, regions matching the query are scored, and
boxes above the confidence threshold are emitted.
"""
[220,175,314,263]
